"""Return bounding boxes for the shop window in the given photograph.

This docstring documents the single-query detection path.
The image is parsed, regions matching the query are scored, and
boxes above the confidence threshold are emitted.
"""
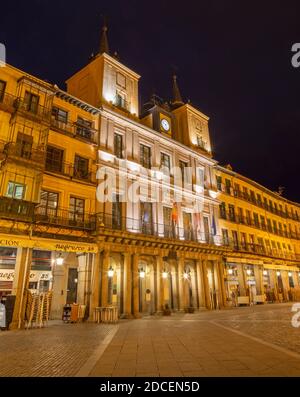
[6,181,25,199]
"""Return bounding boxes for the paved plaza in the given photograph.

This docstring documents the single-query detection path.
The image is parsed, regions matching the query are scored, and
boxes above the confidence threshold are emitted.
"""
[1,303,300,377]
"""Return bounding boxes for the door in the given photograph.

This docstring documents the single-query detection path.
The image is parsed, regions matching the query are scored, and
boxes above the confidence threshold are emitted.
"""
[140,202,153,235]
[163,207,172,238]
[66,268,78,304]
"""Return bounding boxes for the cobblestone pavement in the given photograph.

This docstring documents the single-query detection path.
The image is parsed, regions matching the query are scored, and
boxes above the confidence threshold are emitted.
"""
[0,321,116,377]
[1,304,300,377]
[90,303,300,377]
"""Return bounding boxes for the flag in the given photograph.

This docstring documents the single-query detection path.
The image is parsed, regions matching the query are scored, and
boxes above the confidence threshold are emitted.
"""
[172,202,178,223]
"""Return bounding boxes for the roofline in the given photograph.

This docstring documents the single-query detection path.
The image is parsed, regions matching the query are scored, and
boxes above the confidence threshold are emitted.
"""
[172,102,210,121]
[216,164,300,208]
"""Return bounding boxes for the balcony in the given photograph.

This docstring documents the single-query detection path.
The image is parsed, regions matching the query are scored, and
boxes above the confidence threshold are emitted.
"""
[113,95,131,113]
[96,213,216,244]
[2,141,45,165]
[50,118,97,143]
[0,197,36,221]
[0,92,16,113]
[45,160,96,184]
[35,206,96,231]
[14,98,51,122]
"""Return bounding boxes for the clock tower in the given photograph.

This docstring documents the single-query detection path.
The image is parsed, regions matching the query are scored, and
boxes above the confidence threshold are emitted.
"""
[140,94,175,137]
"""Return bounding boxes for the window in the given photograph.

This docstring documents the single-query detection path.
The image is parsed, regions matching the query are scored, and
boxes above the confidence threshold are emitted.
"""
[163,206,172,238]
[115,92,127,110]
[114,133,123,159]
[112,194,122,229]
[234,183,241,197]
[196,167,204,187]
[260,215,266,230]
[237,207,244,223]
[219,202,226,219]
[228,204,236,222]
[241,232,247,248]
[16,132,33,159]
[225,179,231,194]
[264,197,268,209]
[249,234,255,246]
[267,218,272,232]
[183,212,193,240]
[243,186,249,200]
[250,190,256,203]
[216,176,222,191]
[39,190,58,216]
[24,91,39,114]
[6,182,25,199]
[140,202,153,234]
[222,229,229,246]
[179,160,188,184]
[253,213,259,227]
[256,194,262,204]
[46,146,64,173]
[246,210,251,225]
[0,80,6,101]
[160,152,171,171]
[69,197,84,223]
[52,106,68,123]
[232,231,239,249]
[140,144,151,169]
[74,155,89,180]
[76,117,93,140]
[272,220,278,234]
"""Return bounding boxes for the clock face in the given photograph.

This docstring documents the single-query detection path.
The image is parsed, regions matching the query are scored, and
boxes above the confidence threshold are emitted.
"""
[161,118,170,132]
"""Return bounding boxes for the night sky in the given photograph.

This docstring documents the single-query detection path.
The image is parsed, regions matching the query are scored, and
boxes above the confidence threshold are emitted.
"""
[1,0,300,202]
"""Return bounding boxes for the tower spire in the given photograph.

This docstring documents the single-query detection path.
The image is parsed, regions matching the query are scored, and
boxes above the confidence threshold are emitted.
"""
[172,74,184,107]
[99,18,109,55]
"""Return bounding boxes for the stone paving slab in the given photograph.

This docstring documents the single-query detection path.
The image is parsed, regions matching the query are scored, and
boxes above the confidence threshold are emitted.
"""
[89,304,300,377]
[0,321,116,377]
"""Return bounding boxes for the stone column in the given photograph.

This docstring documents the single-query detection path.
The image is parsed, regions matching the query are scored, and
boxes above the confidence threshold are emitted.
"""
[281,271,290,301]
[292,271,299,288]
[51,259,66,320]
[101,250,110,307]
[156,255,165,312]
[196,260,205,308]
[123,252,132,318]
[10,248,32,329]
[77,254,88,305]
[254,265,264,296]
[89,252,101,320]
[216,260,227,307]
[178,256,185,311]
[236,263,246,296]
[132,253,140,318]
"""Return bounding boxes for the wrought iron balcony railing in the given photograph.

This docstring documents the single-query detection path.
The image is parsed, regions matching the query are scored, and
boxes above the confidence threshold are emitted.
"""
[2,142,45,164]
[50,117,97,143]
[35,206,96,231]
[45,160,96,183]
[0,197,36,221]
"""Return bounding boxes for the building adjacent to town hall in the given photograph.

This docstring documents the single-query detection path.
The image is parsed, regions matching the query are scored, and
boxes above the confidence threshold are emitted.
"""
[0,25,299,327]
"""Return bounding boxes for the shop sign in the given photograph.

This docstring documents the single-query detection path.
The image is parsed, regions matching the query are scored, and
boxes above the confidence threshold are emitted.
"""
[0,270,52,282]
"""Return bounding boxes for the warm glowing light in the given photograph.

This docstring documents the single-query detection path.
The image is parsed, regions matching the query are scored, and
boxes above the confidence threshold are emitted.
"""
[183,272,189,280]
[276,271,281,276]
[139,268,146,279]
[263,270,268,276]
[195,185,204,194]
[55,254,64,266]
[74,278,78,284]
[99,150,115,162]
[108,266,114,278]
[209,190,218,199]
[127,160,140,172]
[246,269,251,276]
[228,269,233,275]
[288,272,292,277]
[162,271,168,279]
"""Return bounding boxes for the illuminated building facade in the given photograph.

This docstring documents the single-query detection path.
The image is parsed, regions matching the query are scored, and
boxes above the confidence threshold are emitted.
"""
[0,25,299,327]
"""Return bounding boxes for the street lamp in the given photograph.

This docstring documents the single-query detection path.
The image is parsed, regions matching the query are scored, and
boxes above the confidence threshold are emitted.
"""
[228,268,233,275]
[246,269,251,276]
[183,272,189,280]
[288,272,292,277]
[55,253,64,266]
[162,270,168,279]
[263,270,268,276]
[276,271,281,277]
[108,266,114,278]
[139,268,146,279]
